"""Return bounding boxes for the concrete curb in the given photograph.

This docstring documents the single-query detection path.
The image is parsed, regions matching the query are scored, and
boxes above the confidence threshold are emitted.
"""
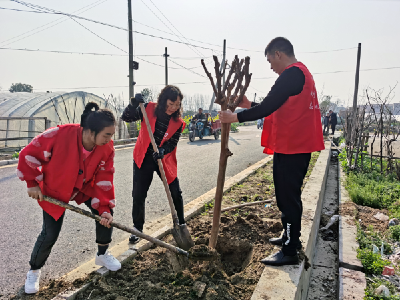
[0,159,18,166]
[251,142,332,300]
[338,163,366,299]
[50,155,273,300]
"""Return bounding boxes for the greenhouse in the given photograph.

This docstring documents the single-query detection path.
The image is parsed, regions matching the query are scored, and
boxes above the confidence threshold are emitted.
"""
[0,91,128,151]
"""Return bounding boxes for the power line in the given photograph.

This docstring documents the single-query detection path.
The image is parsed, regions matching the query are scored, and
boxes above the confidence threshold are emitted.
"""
[1,0,109,46]
[147,0,205,58]
[0,46,192,57]
[34,81,208,91]
[169,58,206,78]
[70,17,127,54]
[1,3,360,55]
[251,67,400,80]
[0,47,128,56]
[32,65,400,91]
[299,47,357,54]
[1,4,221,51]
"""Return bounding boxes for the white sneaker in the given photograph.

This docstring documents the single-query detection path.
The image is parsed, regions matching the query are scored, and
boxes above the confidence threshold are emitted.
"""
[25,269,41,294]
[95,251,121,271]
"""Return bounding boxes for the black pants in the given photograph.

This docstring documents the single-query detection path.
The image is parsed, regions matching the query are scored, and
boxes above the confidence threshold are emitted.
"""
[273,152,311,256]
[132,154,185,232]
[331,124,336,135]
[323,124,328,134]
[30,199,113,270]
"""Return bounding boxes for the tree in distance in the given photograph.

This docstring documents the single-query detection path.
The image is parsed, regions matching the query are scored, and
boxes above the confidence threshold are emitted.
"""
[9,83,33,93]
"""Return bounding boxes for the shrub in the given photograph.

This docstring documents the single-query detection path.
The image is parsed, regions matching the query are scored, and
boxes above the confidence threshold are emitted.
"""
[357,224,392,254]
[231,122,239,132]
[390,225,400,241]
[357,248,391,275]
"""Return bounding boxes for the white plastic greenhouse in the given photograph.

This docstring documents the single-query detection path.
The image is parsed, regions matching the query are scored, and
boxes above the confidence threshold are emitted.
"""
[0,91,128,150]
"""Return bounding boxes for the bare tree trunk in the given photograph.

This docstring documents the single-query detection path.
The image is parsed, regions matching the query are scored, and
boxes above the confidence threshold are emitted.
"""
[202,55,252,249]
[209,114,232,248]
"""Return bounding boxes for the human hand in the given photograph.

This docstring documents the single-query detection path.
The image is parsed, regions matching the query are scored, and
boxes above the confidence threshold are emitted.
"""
[238,95,252,109]
[130,93,145,106]
[27,186,44,201]
[100,212,113,228]
[218,110,239,123]
[152,147,165,161]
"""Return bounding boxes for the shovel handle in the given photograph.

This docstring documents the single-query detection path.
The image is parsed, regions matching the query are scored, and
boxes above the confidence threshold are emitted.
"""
[138,103,180,226]
[42,196,188,256]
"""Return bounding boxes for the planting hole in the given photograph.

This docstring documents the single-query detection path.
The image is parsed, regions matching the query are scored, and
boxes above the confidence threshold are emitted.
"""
[216,237,254,276]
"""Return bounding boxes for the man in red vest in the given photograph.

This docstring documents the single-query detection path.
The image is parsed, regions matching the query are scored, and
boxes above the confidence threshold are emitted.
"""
[219,37,324,266]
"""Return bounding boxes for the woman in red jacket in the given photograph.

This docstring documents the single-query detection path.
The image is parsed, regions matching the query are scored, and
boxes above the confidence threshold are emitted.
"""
[121,85,186,244]
[17,102,121,294]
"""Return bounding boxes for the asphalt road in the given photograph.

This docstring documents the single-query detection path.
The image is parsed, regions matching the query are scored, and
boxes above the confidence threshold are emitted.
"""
[0,125,266,298]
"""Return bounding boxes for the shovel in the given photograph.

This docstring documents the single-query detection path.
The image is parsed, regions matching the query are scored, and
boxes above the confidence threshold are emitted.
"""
[138,102,195,251]
[41,196,188,256]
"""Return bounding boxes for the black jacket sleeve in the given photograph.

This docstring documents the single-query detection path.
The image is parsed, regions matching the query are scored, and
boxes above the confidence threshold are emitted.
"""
[161,124,183,154]
[121,102,148,122]
[237,66,305,123]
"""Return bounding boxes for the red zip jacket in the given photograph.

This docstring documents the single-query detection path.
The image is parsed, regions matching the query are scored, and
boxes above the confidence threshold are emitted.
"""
[133,102,185,184]
[17,124,116,221]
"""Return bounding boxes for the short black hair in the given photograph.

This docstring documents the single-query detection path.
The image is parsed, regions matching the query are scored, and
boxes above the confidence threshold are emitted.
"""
[80,102,115,136]
[265,37,294,57]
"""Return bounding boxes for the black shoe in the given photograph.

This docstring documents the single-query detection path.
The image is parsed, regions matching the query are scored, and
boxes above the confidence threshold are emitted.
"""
[269,237,302,250]
[261,250,299,266]
[129,234,140,244]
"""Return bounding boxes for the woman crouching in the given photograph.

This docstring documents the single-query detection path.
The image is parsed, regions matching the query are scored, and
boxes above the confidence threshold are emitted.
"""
[17,103,121,294]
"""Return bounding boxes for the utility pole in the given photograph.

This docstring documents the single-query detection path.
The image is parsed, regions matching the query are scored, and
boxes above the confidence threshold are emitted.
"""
[128,0,134,99]
[208,39,226,113]
[350,43,362,138]
[164,47,169,86]
[348,43,361,167]
[253,93,257,102]
[128,0,139,137]
[222,39,226,87]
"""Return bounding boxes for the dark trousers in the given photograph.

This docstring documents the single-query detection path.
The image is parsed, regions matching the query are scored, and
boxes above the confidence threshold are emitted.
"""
[132,154,185,232]
[273,152,311,256]
[30,199,113,270]
[323,124,329,134]
[331,124,336,135]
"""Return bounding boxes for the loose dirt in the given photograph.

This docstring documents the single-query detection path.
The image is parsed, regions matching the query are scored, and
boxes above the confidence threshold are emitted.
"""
[12,153,320,300]
[341,202,389,233]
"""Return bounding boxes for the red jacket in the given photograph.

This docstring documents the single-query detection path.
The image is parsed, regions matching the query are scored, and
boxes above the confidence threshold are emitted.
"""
[133,102,185,184]
[261,62,325,154]
[17,124,116,221]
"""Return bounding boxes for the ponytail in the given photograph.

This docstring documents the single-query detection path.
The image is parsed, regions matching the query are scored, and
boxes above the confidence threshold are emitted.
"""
[80,102,99,127]
[80,102,115,136]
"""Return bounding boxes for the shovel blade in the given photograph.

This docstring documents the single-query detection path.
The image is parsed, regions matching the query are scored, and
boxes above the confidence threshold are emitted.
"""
[171,224,195,251]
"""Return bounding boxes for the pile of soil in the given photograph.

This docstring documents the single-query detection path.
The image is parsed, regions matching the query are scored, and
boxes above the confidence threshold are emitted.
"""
[341,202,389,233]
[75,209,282,300]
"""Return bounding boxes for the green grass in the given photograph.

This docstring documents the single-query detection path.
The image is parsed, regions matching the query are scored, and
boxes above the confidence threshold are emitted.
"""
[357,224,392,255]
[357,248,391,275]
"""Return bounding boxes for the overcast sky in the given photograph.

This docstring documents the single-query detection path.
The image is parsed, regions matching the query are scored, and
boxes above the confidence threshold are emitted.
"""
[0,0,399,107]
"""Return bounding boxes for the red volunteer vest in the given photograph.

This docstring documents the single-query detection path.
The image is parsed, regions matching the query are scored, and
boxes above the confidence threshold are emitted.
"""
[261,62,324,154]
[133,102,185,184]
[39,125,114,220]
